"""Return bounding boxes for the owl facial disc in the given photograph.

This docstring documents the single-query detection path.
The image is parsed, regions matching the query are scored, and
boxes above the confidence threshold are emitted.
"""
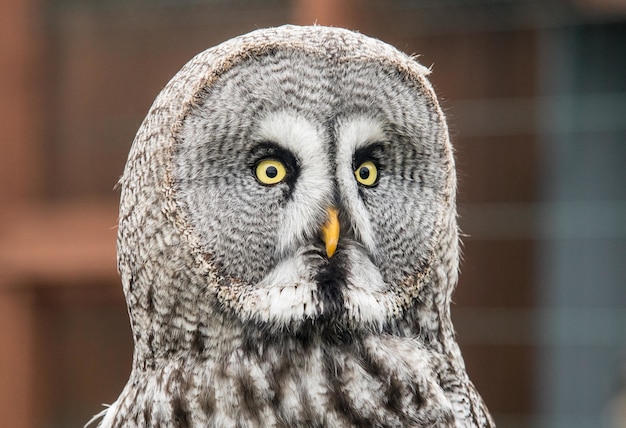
[173,45,449,332]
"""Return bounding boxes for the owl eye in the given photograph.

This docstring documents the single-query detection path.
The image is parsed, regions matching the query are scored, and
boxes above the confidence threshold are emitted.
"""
[354,160,378,187]
[255,158,287,185]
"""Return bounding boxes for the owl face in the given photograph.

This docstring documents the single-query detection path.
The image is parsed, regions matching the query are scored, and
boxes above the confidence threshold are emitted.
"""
[172,48,450,331]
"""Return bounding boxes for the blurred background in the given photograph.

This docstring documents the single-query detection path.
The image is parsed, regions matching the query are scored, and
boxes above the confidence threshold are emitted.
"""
[1,0,625,427]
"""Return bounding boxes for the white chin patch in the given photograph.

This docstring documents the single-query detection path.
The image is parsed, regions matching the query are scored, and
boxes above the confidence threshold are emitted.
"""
[341,245,398,329]
[244,245,323,326]
[238,243,398,331]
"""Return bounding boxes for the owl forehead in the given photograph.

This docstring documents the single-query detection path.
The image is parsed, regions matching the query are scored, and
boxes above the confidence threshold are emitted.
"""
[192,48,428,141]
[174,51,440,189]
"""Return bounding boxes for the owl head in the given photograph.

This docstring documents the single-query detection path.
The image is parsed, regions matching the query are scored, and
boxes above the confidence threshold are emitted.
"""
[118,25,458,359]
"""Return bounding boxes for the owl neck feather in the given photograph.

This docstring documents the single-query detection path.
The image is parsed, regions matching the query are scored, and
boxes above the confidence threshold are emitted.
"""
[100,289,492,428]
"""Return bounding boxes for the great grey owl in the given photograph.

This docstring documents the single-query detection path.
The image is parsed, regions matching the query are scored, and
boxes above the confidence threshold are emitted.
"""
[92,25,494,427]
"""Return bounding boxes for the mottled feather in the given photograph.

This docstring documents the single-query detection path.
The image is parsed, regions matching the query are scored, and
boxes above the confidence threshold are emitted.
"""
[92,25,494,428]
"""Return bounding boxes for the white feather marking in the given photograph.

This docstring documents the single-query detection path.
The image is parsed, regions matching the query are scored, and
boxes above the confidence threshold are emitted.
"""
[84,404,110,428]
[241,240,399,329]
[255,111,332,256]
[334,116,386,258]
[341,244,396,329]
[246,247,320,324]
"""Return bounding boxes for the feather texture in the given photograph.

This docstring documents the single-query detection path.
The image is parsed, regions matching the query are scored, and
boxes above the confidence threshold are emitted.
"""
[94,25,494,427]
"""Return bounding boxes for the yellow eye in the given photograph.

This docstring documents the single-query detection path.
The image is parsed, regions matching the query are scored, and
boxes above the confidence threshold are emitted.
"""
[255,158,287,185]
[354,160,378,186]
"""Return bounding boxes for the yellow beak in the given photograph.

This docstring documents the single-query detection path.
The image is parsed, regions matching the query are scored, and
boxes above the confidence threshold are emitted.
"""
[321,207,340,258]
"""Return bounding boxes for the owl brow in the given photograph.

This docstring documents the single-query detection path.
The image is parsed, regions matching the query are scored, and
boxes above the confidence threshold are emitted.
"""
[248,141,300,176]
[352,142,386,169]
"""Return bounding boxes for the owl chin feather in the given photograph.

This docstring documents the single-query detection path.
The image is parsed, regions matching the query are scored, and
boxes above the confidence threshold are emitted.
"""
[222,239,404,333]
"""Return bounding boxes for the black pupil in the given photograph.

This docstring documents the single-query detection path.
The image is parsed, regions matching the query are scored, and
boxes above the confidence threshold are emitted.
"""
[359,166,370,180]
[266,165,278,178]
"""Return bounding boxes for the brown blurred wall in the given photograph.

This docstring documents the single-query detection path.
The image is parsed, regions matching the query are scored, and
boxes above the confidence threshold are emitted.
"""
[1,0,42,426]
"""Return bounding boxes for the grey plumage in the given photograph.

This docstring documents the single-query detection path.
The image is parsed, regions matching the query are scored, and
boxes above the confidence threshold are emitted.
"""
[94,25,494,427]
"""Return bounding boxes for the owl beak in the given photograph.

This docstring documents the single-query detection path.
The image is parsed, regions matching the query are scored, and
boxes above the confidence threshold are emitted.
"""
[321,207,340,258]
